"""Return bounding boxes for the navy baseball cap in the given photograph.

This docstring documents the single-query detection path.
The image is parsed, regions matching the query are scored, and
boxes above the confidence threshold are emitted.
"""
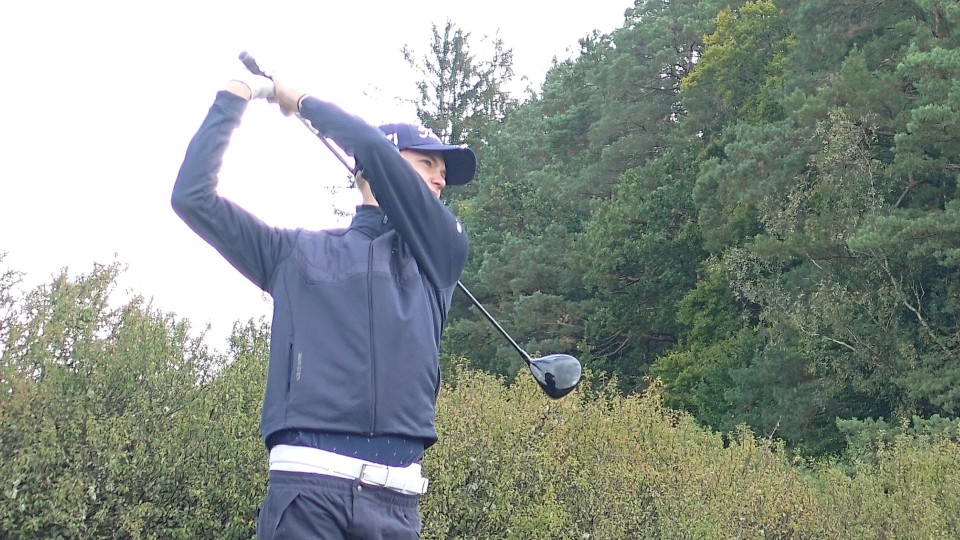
[378,123,477,185]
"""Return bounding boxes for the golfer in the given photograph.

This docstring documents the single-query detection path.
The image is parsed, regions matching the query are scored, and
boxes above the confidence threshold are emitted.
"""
[172,64,476,539]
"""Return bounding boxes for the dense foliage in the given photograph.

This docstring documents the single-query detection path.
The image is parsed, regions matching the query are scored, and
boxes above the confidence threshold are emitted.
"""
[0,260,266,538]
[2,263,959,538]
[436,0,960,457]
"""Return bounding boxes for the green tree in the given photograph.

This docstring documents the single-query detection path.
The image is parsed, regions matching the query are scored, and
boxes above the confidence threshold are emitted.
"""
[0,262,268,538]
[585,0,720,199]
[890,1,960,208]
[680,0,791,127]
[439,0,960,459]
[706,0,960,454]
[441,34,617,379]
[710,112,900,454]
[0,263,217,537]
[580,151,705,390]
[448,0,724,386]
[403,19,518,165]
[185,319,269,537]
[649,263,757,433]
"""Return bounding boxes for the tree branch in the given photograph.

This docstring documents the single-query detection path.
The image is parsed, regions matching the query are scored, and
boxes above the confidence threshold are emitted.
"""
[895,172,928,208]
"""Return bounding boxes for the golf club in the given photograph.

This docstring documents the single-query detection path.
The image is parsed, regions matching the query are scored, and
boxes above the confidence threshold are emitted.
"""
[238,51,582,399]
[454,282,581,399]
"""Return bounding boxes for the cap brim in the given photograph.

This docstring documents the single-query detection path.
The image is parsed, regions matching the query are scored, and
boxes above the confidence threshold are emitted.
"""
[407,143,477,185]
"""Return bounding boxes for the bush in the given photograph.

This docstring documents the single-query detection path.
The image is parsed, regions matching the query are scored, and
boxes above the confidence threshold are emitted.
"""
[2,262,959,539]
[422,366,960,539]
[0,263,265,539]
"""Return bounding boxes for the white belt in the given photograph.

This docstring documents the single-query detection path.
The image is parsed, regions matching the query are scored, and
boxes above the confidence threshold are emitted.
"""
[269,444,429,495]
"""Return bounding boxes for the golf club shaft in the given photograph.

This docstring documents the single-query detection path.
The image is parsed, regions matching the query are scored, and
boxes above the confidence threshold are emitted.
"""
[455,281,533,366]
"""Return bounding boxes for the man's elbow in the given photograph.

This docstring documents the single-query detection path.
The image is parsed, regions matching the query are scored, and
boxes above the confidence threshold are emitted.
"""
[170,176,200,220]
[170,185,189,216]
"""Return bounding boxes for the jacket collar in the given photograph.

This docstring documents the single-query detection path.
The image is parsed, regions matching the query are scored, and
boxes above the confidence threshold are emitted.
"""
[350,205,392,238]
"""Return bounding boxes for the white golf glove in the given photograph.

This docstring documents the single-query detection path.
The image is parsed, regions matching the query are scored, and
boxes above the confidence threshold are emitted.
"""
[231,71,276,101]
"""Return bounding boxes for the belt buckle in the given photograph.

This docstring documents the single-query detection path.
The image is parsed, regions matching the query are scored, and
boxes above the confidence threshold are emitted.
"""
[359,463,390,488]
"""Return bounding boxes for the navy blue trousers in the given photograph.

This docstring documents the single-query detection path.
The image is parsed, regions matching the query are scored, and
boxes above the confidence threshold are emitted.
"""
[257,471,422,539]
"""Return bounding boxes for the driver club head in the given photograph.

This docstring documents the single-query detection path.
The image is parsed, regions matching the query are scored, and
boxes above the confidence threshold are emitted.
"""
[528,354,582,399]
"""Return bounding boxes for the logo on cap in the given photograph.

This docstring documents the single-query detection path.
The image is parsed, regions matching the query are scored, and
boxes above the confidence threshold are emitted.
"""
[418,126,440,141]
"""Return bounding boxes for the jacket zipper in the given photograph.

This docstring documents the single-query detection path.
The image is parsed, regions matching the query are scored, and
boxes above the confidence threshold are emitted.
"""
[283,342,294,420]
[367,241,377,434]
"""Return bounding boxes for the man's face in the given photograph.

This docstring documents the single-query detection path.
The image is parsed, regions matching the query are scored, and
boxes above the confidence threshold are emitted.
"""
[400,149,446,198]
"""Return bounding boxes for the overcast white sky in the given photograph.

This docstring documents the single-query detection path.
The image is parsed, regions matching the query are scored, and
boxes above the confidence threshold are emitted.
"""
[2,0,632,349]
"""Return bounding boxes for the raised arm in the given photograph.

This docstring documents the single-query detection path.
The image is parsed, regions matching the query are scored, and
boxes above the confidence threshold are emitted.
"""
[171,80,294,292]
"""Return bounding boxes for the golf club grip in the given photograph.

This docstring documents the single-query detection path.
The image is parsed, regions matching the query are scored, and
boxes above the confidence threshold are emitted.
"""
[239,51,270,79]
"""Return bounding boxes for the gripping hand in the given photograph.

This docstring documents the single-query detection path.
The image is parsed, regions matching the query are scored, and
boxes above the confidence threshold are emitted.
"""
[231,71,276,101]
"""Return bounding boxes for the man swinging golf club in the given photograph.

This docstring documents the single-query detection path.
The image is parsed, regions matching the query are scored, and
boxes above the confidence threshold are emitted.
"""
[172,58,476,539]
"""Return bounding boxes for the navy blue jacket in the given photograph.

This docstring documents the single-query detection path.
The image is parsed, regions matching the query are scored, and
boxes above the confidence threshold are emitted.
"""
[172,91,468,447]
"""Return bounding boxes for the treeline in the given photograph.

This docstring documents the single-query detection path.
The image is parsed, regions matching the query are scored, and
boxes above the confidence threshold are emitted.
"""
[2,262,959,538]
[423,0,960,457]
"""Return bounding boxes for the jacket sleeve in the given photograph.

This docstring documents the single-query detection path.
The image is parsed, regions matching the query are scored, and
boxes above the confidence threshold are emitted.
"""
[171,91,294,292]
[298,97,469,289]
